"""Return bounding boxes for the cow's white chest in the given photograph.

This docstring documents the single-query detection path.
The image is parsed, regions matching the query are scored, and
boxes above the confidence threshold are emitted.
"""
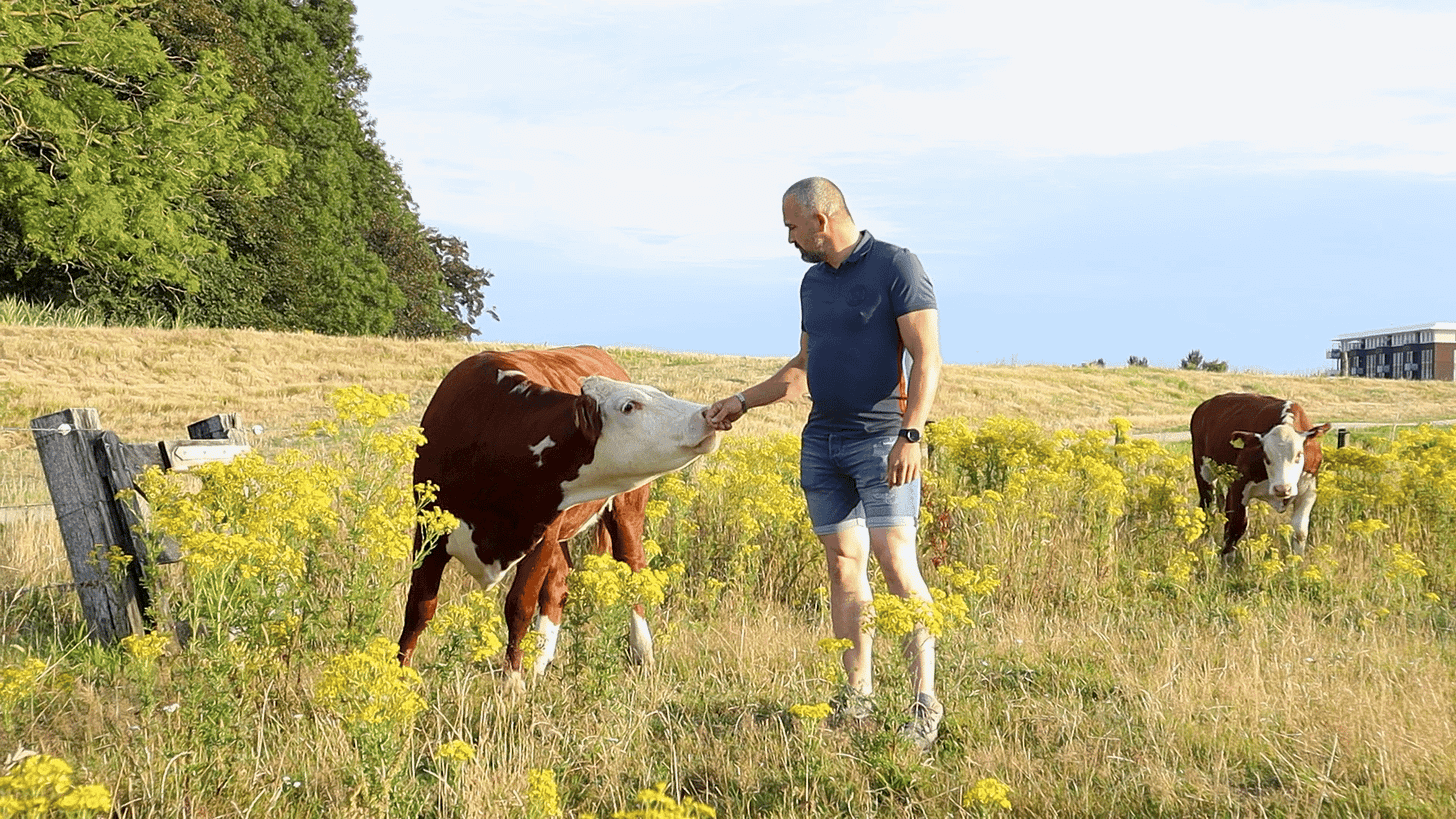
[444,522,523,590]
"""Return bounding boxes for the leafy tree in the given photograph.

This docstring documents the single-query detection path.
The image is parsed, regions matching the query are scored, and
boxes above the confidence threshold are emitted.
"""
[1181,349,1228,372]
[0,0,286,310]
[1127,355,1149,367]
[2,0,494,337]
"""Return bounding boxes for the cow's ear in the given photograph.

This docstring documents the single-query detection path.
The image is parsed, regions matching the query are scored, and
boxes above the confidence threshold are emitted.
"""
[574,393,604,443]
[1306,423,1332,440]
[1229,431,1260,449]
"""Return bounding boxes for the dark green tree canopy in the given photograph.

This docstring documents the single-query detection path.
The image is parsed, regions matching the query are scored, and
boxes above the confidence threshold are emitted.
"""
[1,0,493,337]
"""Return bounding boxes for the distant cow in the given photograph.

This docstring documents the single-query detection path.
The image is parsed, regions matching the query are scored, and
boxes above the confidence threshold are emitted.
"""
[1189,392,1331,559]
[396,346,720,687]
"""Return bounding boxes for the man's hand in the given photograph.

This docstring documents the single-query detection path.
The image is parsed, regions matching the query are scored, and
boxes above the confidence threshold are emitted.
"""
[887,438,923,486]
[704,395,746,431]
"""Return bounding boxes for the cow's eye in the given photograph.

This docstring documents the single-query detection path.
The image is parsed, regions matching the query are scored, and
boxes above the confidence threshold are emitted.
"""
[621,401,637,414]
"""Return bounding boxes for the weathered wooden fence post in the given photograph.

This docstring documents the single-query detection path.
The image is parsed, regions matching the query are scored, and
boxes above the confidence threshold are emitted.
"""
[30,410,251,645]
[30,409,146,644]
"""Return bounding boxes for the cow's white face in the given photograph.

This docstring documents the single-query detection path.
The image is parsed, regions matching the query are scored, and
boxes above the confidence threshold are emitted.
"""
[1258,423,1308,499]
[558,376,720,509]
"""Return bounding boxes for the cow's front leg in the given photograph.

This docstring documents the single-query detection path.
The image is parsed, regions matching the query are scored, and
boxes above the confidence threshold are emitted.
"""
[532,540,572,677]
[1287,475,1318,556]
[1221,479,1251,562]
[398,530,451,666]
[503,540,557,693]
[1194,456,1219,512]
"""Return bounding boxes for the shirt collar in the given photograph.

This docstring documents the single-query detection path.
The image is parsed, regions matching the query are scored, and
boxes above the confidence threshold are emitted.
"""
[831,231,873,272]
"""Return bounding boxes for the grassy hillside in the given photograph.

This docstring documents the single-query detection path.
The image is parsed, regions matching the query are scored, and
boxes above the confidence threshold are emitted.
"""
[4,324,1454,446]
[3,324,1456,818]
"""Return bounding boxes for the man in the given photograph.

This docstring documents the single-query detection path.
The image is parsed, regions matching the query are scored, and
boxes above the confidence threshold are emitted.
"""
[705,177,944,750]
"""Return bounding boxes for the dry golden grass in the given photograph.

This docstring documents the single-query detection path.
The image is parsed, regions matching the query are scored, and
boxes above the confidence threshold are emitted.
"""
[5,323,1456,817]
[5,324,1453,447]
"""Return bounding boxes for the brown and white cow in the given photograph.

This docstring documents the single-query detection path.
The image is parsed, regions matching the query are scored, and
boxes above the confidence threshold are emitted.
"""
[396,346,719,687]
[1189,392,1331,560]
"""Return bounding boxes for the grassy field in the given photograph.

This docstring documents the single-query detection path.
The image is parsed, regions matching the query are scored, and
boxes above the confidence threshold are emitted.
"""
[2,321,1455,817]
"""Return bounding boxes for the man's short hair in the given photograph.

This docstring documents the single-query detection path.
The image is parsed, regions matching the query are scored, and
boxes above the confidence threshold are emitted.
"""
[785,177,852,221]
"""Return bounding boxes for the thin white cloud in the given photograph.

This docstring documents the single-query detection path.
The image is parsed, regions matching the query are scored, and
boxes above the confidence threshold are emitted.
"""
[355,0,1456,273]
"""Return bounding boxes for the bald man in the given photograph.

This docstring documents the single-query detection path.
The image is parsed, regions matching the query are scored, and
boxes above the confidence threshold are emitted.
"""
[706,177,945,751]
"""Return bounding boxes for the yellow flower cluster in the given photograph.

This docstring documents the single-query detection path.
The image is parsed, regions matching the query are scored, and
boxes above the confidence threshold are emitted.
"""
[1347,517,1389,538]
[326,385,411,428]
[930,416,1185,541]
[1384,543,1428,583]
[788,702,833,721]
[434,740,476,763]
[120,632,169,663]
[653,434,818,598]
[0,754,112,817]
[525,768,562,818]
[866,593,951,639]
[0,658,46,710]
[963,776,1013,811]
[1324,424,1456,525]
[590,782,717,819]
[138,450,338,582]
[429,591,505,665]
[862,562,998,638]
[1171,507,1208,545]
[941,561,1001,598]
[415,482,460,545]
[572,552,682,613]
[314,637,426,728]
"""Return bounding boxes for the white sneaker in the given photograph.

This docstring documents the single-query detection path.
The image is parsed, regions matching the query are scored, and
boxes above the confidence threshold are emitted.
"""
[897,693,943,751]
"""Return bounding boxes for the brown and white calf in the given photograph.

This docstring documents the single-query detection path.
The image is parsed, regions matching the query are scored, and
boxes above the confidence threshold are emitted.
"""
[396,346,719,687]
[1189,392,1331,559]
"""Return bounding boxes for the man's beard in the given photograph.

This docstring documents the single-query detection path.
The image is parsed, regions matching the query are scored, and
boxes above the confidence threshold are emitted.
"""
[795,243,825,263]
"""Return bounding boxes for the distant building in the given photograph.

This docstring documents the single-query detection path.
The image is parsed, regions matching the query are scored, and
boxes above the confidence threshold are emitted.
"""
[1329,322,1456,380]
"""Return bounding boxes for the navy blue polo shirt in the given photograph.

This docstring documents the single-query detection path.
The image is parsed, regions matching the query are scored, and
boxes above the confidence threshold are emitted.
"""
[800,231,937,435]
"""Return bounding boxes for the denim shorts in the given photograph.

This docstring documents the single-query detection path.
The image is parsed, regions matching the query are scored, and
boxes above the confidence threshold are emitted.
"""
[800,428,921,535]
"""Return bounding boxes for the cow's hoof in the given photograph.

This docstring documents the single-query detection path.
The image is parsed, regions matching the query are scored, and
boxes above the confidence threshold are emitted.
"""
[505,669,527,696]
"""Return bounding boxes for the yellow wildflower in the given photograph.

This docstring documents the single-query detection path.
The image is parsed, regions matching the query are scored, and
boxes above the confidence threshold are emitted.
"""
[315,637,426,728]
[0,658,46,709]
[526,768,562,818]
[120,633,170,663]
[788,702,833,721]
[964,776,1013,811]
[434,740,476,763]
[0,754,112,817]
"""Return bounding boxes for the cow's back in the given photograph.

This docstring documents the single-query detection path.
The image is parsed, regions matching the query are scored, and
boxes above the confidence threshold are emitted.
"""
[415,346,629,524]
[1190,392,1298,469]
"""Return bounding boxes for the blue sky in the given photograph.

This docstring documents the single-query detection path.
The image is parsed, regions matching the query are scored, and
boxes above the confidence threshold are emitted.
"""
[351,0,1454,374]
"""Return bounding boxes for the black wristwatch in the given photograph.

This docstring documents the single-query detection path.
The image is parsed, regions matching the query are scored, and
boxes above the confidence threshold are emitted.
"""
[898,428,922,444]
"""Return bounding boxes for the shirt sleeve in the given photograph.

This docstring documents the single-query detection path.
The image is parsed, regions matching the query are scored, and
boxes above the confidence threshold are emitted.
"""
[888,249,936,317]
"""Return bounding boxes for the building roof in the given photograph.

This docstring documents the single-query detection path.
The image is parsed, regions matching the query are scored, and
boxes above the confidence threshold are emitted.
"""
[1332,322,1456,342]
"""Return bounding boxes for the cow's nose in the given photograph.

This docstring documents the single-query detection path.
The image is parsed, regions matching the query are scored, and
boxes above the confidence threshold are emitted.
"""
[1272,484,1293,498]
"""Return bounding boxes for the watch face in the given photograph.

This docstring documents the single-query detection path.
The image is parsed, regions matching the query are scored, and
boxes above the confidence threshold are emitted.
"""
[901,428,921,443]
